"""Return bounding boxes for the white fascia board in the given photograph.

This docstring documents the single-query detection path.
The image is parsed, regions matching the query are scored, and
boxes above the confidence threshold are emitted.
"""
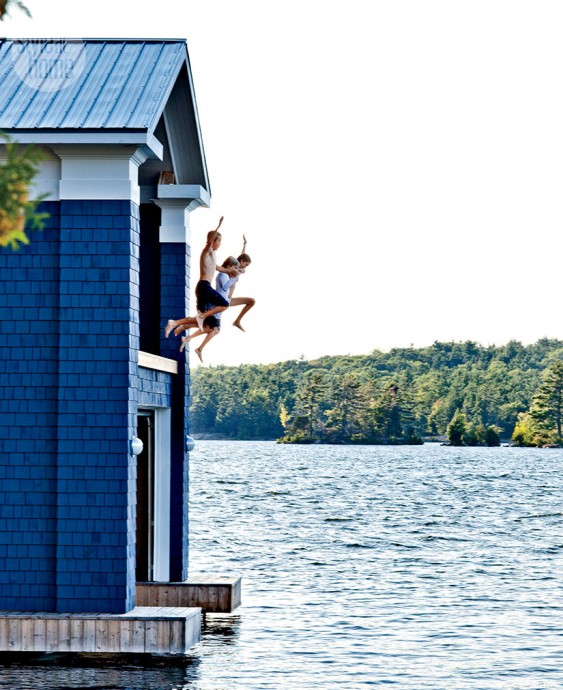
[157,184,210,207]
[5,131,164,160]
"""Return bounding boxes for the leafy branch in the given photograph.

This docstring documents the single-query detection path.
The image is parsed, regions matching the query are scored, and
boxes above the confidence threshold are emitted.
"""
[0,0,46,250]
[0,135,48,249]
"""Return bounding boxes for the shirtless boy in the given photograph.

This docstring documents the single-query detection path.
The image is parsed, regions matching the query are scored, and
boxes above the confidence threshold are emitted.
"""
[176,255,241,361]
[164,216,237,338]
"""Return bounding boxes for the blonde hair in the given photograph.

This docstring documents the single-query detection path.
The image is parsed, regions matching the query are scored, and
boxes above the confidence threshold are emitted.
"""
[222,256,239,268]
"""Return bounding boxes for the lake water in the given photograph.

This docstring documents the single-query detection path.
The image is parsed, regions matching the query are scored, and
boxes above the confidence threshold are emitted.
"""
[1,441,563,689]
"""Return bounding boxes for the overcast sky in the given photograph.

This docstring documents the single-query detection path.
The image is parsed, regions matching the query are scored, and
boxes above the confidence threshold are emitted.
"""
[4,0,563,367]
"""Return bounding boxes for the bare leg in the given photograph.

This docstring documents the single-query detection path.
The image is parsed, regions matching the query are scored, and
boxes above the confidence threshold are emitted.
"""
[179,328,205,352]
[198,305,228,321]
[230,297,255,331]
[194,327,220,363]
[165,315,198,337]
[174,317,198,337]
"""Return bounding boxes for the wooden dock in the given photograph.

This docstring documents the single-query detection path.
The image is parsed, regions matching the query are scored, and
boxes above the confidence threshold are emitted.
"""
[0,607,201,655]
[0,576,241,656]
[136,576,241,613]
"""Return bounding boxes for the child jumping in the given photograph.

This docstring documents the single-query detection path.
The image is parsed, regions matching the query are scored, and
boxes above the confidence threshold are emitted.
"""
[164,216,237,338]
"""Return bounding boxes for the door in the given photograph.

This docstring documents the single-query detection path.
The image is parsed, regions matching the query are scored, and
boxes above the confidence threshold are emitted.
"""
[136,411,154,581]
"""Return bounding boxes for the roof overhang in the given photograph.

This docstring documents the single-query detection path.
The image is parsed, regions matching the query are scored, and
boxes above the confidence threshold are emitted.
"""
[0,130,164,160]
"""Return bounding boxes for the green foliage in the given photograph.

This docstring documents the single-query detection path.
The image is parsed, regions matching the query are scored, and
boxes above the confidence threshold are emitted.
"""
[189,339,563,444]
[447,410,466,446]
[512,360,563,447]
[512,412,537,447]
[484,425,501,447]
[0,135,48,249]
[0,4,45,250]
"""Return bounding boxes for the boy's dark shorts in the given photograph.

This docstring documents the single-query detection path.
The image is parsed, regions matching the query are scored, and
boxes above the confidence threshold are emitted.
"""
[204,315,221,330]
[196,280,229,312]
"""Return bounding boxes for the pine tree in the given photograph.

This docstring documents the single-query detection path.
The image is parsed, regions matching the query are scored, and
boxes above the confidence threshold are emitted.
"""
[529,360,563,441]
[295,370,329,440]
[447,410,466,446]
[324,373,364,441]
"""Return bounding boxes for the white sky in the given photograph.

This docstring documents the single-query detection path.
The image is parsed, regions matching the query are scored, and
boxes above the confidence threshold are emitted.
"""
[4,0,563,367]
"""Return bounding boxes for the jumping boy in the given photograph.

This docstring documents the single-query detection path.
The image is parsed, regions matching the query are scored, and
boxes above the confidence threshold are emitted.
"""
[164,216,237,338]
[177,255,241,361]
[171,234,255,344]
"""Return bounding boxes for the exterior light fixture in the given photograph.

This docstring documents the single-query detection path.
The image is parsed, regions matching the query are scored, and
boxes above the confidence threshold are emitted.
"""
[130,437,144,456]
[185,436,196,452]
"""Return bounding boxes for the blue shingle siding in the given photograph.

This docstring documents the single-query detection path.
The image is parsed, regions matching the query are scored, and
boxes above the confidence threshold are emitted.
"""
[138,367,172,408]
[55,199,139,614]
[0,202,60,611]
[0,200,141,614]
[160,243,190,581]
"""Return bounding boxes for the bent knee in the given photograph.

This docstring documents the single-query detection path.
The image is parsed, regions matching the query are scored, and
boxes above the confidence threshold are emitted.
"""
[249,297,256,307]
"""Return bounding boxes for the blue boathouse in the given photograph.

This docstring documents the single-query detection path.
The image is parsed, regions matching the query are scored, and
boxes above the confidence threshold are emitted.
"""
[0,38,238,653]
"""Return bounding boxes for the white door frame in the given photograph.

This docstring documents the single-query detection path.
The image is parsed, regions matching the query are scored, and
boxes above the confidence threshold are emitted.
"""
[139,406,171,582]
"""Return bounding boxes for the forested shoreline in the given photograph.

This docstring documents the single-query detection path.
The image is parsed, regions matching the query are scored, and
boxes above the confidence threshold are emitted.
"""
[189,339,563,447]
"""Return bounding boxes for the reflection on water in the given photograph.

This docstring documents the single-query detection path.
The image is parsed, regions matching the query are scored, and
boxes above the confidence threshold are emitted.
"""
[0,652,199,689]
[1,443,563,689]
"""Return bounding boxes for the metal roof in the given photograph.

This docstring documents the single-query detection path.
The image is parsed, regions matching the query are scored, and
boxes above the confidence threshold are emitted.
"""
[0,38,187,131]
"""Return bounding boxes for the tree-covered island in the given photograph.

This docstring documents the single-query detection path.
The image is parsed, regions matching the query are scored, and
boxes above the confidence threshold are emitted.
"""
[190,339,563,447]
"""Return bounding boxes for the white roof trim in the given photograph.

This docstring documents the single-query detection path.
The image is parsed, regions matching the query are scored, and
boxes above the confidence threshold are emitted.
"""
[3,132,164,160]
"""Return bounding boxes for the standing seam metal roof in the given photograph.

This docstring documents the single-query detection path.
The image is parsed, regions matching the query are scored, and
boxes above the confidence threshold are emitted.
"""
[0,39,186,131]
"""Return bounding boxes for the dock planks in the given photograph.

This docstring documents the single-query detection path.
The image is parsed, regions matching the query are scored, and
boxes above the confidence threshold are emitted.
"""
[136,576,242,613]
[0,607,201,655]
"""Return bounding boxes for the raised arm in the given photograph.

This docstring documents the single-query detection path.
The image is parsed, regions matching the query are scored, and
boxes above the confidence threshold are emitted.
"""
[205,216,224,248]
[241,233,247,255]
[216,264,239,277]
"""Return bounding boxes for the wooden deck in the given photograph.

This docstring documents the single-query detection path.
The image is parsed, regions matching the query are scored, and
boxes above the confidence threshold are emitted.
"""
[136,576,241,613]
[0,606,201,655]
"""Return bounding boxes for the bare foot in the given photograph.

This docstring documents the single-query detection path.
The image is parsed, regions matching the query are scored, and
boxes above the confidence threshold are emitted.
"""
[179,337,187,352]
[195,347,203,363]
[164,319,176,338]
[233,321,245,332]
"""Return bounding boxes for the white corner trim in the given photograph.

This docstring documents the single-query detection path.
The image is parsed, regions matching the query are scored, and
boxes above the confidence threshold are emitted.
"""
[153,185,210,244]
[153,407,171,583]
[154,197,191,245]
[159,223,190,244]
[54,145,149,204]
[31,158,61,202]
[59,179,141,205]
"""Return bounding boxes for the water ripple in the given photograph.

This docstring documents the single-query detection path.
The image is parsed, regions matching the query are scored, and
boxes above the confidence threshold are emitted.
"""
[1,442,562,689]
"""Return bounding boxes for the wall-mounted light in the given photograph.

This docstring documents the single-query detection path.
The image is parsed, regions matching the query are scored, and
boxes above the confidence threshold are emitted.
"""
[185,435,196,452]
[130,437,144,456]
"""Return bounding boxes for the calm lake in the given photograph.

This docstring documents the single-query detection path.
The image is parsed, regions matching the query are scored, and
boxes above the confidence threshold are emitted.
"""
[1,441,562,689]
